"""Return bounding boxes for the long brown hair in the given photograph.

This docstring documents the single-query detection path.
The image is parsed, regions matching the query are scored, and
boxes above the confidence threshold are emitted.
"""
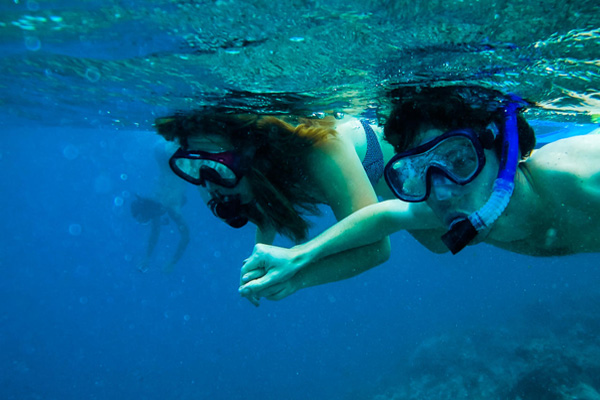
[156,111,336,242]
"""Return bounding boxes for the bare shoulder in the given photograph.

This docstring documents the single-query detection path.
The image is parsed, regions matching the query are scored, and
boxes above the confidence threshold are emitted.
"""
[527,134,600,202]
[305,127,378,218]
[529,134,600,170]
[333,116,363,135]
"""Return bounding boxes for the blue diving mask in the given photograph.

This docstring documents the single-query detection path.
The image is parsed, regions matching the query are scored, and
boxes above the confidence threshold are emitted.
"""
[383,95,525,254]
[384,129,488,203]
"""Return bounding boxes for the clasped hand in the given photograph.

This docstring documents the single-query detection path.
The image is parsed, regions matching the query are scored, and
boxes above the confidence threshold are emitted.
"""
[238,243,303,306]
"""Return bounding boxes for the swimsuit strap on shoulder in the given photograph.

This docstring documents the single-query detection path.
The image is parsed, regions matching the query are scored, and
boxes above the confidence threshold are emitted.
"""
[360,119,384,185]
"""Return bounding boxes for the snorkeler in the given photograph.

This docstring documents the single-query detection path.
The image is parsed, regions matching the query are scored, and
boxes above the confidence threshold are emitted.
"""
[131,140,190,273]
[239,86,600,302]
[155,111,402,304]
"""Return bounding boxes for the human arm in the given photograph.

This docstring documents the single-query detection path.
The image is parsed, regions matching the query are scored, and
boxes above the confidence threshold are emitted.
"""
[240,135,437,300]
[138,217,161,272]
[239,199,436,298]
[163,208,190,273]
[256,224,276,245]
[238,135,384,300]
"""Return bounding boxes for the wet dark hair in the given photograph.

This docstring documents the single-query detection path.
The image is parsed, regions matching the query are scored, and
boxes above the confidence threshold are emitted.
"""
[155,111,337,242]
[384,86,536,158]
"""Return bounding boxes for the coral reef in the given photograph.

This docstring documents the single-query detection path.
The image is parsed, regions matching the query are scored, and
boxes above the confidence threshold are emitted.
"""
[373,295,600,400]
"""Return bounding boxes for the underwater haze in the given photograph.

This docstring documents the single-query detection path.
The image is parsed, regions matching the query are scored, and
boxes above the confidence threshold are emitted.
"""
[2,0,600,399]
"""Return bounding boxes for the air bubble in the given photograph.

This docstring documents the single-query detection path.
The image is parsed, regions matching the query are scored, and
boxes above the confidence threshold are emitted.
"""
[25,36,41,51]
[85,67,101,83]
[114,196,124,206]
[68,224,82,236]
[27,1,40,11]
[62,144,79,160]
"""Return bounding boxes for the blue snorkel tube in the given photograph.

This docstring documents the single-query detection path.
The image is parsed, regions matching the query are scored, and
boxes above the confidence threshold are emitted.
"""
[441,96,523,254]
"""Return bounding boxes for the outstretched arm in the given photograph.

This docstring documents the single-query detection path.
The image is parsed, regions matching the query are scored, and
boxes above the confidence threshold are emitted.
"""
[239,199,436,299]
[138,218,161,272]
[238,135,386,301]
[164,208,190,273]
[239,132,440,302]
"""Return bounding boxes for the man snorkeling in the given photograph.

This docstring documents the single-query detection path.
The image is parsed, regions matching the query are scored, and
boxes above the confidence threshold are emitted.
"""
[239,86,600,302]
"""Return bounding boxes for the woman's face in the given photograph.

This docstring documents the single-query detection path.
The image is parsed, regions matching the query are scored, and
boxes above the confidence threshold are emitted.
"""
[416,128,499,228]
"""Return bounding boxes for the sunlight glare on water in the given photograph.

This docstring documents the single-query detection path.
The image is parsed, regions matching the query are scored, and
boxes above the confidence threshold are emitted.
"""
[0,0,598,129]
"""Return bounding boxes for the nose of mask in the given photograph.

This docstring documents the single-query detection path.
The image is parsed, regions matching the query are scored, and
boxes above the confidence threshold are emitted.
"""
[430,174,467,201]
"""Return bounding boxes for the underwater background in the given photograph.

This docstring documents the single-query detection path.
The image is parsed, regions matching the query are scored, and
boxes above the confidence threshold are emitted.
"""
[2,0,600,399]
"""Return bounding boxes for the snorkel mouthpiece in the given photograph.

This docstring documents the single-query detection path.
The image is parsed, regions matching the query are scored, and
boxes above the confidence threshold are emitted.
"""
[441,218,478,254]
[207,196,249,228]
[441,96,523,254]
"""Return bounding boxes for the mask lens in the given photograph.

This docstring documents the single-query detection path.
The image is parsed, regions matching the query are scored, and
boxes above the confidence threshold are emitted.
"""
[429,136,480,181]
[196,160,238,187]
[173,157,200,180]
[387,157,430,201]
[170,149,242,187]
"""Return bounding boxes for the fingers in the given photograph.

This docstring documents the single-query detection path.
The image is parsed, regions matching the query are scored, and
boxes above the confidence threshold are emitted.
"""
[240,254,262,276]
[247,296,260,307]
[240,243,273,274]
[262,285,288,301]
[239,285,281,304]
[240,290,260,307]
[239,268,279,293]
[240,269,265,284]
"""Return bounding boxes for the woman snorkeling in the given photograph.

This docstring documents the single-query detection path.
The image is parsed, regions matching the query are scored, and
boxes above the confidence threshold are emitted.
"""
[155,110,413,304]
[240,85,600,303]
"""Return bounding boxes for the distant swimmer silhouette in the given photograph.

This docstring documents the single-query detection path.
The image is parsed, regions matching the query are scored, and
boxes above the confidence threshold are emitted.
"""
[131,140,189,273]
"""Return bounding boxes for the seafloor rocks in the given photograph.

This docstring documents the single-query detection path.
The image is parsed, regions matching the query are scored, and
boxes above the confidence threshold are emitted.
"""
[373,295,600,400]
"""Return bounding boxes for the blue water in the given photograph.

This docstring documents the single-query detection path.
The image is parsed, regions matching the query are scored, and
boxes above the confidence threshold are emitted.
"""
[2,0,600,398]
[3,122,600,399]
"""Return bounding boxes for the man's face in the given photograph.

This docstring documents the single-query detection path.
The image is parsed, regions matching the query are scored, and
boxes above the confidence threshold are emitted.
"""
[412,128,499,229]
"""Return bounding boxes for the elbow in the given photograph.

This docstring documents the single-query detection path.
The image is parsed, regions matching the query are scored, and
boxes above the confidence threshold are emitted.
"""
[373,236,391,265]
